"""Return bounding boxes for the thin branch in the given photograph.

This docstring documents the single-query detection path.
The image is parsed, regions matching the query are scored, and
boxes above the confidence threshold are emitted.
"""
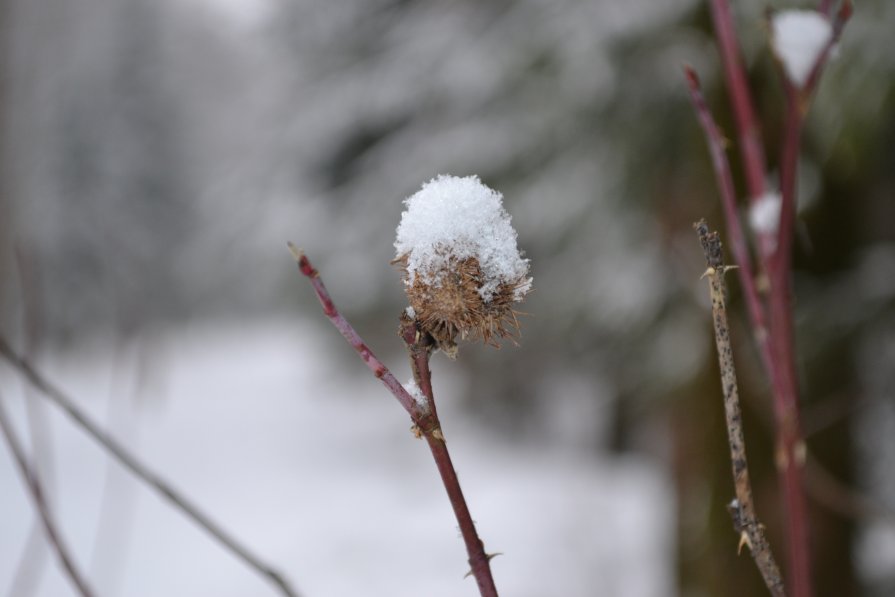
[8,246,53,597]
[0,393,96,597]
[287,243,434,429]
[291,245,499,597]
[802,1,852,94]
[708,0,768,202]
[0,337,300,597]
[684,67,770,354]
[764,7,854,592]
[400,319,499,597]
[694,220,785,597]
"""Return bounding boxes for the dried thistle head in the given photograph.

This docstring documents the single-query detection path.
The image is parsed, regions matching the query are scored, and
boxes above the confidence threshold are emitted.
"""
[394,175,532,355]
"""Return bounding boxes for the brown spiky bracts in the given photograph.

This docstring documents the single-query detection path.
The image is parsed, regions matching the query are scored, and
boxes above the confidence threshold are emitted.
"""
[394,175,531,355]
[393,253,529,353]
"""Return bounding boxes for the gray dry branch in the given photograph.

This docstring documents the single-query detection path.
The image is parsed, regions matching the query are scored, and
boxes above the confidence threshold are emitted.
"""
[0,336,300,597]
[694,220,786,597]
[0,393,95,597]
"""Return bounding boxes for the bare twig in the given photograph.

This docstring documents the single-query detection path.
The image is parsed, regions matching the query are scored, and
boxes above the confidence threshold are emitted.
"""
[767,83,813,597]
[689,5,853,594]
[287,243,434,429]
[765,8,852,593]
[291,245,499,597]
[794,2,853,102]
[694,220,785,597]
[0,336,300,597]
[399,318,499,597]
[8,246,52,597]
[708,0,768,202]
[684,67,770,354]
[0,393,96,597]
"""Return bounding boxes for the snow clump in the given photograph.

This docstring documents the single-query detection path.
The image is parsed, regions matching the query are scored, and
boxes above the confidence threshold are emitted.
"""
[395,174,531,302]
[771,10,833,88]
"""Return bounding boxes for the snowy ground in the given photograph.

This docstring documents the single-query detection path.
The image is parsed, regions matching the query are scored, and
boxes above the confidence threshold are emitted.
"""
[0,318,674,597]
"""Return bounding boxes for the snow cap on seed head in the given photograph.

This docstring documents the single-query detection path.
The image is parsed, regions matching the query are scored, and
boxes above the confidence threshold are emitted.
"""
[394,175,532,353]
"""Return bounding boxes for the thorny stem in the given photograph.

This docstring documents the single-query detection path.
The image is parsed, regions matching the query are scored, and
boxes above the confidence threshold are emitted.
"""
[694,221,786,597]
[684,67,770,356]
[0,337,300,597]
[291,245,498,597]
[400,318,499,597]
[689,4,852,595]
[0,393,96,597]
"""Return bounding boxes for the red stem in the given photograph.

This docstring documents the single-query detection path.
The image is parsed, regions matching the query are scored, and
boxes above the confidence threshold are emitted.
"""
[709,0,768,202]
[684,62,810,597]
[290,244,429,424]
[407,338,498,597]
[426,435,498,597]
[766,82,812,597]
[684,68,770,352]
[292,246,498,596]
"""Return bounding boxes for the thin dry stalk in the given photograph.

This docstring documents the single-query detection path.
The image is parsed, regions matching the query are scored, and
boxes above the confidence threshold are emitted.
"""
[399,319,499,597]
[8,247,53,597]
[684,67,769,348]
[695,220,786,597]
[0,393,95,597]
[291,245,499,597]
[0,336,300,597]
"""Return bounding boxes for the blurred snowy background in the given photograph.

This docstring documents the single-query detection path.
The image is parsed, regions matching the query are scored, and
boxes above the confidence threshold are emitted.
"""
[1,0,894,596]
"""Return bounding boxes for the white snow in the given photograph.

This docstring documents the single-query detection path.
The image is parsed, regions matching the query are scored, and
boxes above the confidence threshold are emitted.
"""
[394,175,531,302]
[403,378,429,413]
[749,191,783,236]
[0,318,673,597]
[771,10,833,87]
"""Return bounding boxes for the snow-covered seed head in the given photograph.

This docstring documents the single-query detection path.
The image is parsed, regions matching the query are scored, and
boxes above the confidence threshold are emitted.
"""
[393,175,532,353]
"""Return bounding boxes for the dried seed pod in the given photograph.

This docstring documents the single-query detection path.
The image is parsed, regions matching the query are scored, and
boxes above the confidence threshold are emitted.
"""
[394,175,531,354]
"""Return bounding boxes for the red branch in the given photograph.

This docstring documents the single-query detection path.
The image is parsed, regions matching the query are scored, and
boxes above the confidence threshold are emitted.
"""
[709,0,768,201]
[765,6,851,594]
[687,2,852,595]
[291,245,499,596]
[289,243,432,426]
[684,67,770,353]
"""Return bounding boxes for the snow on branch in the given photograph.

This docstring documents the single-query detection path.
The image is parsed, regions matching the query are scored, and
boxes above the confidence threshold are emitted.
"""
[771,10,833,88]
